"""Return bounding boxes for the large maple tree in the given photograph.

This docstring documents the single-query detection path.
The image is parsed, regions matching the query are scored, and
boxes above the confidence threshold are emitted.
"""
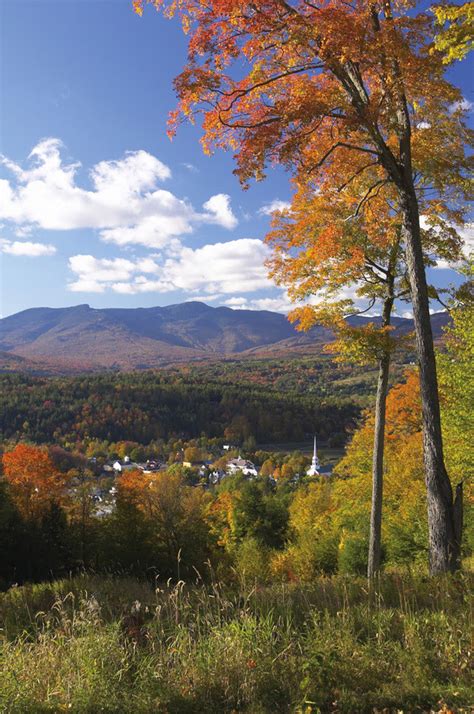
[266,153,467,577]
[135,0,472,573]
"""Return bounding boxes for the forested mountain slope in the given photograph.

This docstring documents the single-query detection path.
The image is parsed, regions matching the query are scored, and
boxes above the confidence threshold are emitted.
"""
[0,302,450,371]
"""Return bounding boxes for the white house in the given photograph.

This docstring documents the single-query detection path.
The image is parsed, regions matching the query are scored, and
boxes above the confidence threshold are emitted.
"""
[112,456,138,473]
[226,456,258,478]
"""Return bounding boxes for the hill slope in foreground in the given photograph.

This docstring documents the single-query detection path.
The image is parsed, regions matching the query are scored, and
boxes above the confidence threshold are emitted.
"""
[0,302,450,372]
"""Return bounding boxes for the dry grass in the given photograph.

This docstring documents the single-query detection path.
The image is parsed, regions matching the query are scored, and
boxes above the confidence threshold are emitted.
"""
[0,572,472,713]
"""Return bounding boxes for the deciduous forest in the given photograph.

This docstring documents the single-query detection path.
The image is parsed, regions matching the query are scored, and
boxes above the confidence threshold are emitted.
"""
[1,0,473,711]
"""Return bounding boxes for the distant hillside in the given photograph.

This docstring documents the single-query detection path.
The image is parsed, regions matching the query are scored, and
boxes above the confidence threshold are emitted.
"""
[0,302,450,372]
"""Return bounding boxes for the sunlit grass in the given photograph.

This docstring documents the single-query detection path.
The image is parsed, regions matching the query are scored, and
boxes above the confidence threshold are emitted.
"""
[0,573,472,713]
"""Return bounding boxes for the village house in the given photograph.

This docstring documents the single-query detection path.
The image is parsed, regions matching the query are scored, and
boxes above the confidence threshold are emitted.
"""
[111,456,164,474]
[226,456,258,478]
[112,456,137,472]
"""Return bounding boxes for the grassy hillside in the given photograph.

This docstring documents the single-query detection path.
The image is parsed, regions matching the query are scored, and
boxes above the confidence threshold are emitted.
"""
[1,573,472,713]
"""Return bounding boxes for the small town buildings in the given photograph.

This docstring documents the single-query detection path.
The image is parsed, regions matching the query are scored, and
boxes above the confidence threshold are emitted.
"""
[141,460,163,474]
[112,456,137,472]
[111,456,163,474]
[226,456,258,478]
[209,469,226,485]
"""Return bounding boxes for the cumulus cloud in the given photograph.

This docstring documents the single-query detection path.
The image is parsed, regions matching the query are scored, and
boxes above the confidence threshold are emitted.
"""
[258,199,291,216]
[68,254,180,294]
[430,222,474,269]
[0,139,237,249]
[224,297,250,308]
[202,194,238,229]
[163,238,270,294]
[68,238,272,296]
[224,294,294,313]
[68,255,142,293]
[0,238,56,256]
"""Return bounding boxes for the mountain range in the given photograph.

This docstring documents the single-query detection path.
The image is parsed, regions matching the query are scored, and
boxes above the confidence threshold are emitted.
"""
[0,302,450,372]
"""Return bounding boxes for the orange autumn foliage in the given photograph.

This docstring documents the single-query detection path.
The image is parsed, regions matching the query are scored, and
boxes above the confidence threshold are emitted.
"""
[336,369,423,481]
[135,0,471,220]
[2,444,67,520]
[135,0,471,441]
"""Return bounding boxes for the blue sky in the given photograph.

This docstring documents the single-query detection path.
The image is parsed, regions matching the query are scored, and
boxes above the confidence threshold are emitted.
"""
[0,0,472,318]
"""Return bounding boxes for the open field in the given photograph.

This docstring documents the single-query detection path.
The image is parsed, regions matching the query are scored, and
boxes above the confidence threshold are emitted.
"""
[1,573,472,713]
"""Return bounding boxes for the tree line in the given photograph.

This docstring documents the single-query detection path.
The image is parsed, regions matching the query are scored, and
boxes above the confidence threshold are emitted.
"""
[0,367,360,448]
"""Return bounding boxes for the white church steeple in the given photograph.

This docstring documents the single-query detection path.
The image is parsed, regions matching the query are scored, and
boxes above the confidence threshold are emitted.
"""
[306,435,321,476]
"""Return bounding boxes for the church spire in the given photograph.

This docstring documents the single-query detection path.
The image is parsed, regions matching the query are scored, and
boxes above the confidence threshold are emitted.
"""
[307,434,321,476]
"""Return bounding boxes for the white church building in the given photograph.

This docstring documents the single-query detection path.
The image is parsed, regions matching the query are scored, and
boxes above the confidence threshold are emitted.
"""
[306,436,321,477]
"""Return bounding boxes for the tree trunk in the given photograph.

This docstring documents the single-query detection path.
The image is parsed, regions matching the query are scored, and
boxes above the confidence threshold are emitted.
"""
[399,187,460,573]
[367,352,390,578]
[367,276,395,579]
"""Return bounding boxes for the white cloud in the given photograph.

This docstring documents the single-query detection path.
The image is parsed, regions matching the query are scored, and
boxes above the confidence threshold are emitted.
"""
[249,296,294,312]
[67,255,179,294]
[91,149,171,193]
[68,255,143,293]
[164,239,271,294]
[201,194,238,229]
[430,222,474,269]
[0,238,56,256]
[0,139,237,249]
[68,238,272,296]
[258,199,291,216]
[225,297,249,308]
[99,202,192,250]
[457,223,474,260]
[181,162,199,173]
[185,294,221,302]
[225,294,294,313]
[14,225,34,238]
[449,98,473,114]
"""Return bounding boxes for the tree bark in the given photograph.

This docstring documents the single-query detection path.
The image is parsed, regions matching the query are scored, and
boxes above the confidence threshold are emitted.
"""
[399,187,460,573]
[367,351,390,578]
[364,1,462,572]
[367,269,395,579]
